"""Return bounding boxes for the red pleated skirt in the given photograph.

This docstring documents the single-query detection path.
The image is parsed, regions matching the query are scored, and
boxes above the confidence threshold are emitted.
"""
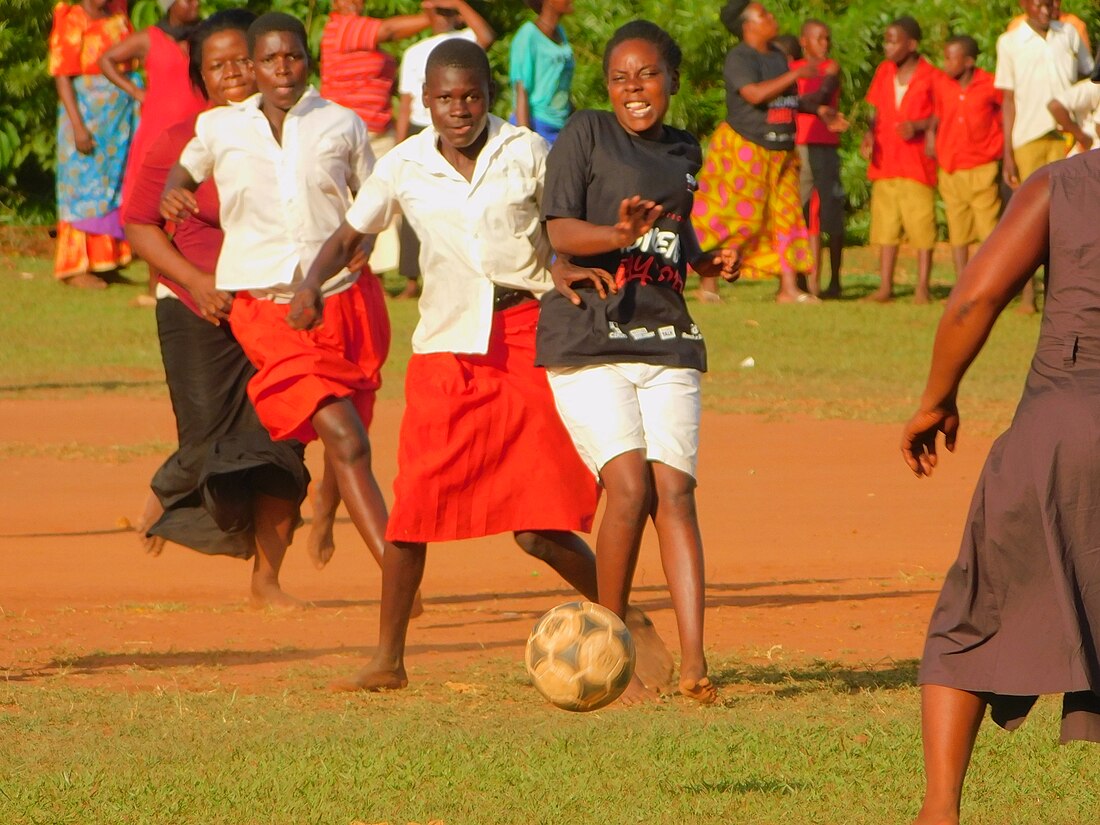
[230,275,391,443]
[387,300,599,543]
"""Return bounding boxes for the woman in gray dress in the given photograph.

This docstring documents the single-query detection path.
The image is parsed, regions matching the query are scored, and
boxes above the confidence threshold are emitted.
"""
[901,148,1100,825]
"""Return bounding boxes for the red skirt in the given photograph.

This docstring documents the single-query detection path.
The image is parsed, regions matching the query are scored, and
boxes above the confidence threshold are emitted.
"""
[387,300,599,543]
[230,275,390,443]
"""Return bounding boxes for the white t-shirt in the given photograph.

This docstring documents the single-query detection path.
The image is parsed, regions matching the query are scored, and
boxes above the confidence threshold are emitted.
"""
[398,28,479,129]
[995,20,1093,149]
[344,115,551,355]
[179,88,374,296]
[1054,78,1100,155]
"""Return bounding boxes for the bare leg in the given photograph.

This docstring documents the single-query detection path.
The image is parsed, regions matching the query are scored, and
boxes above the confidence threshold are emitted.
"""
[514,529,675,691]
[306,448,340,570]
[595,450,659,704]
[249,493,304,610]
[312,399,422,617]
[135,490,166,556]
[867,245,898,302]
[950,245,969,281]
[776,269,817,303]
[650,463,715,704]
[331,540,427,691]
[914,249,933,304]
[697,274,721,303]
[1017,276,1038,314]
[912,685,986,825]
[808,232,822,296]
[395,278,420,300]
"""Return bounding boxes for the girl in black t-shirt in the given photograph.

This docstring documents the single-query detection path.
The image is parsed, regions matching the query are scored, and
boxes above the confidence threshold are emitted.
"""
[536,20,738,705]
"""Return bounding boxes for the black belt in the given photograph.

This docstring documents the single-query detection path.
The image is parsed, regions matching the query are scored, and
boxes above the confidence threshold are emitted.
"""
[493,285,536,312]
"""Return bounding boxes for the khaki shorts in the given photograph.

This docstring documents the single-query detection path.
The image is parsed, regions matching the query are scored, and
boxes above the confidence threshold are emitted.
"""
[1014,133,1068,181]
[870,178,936,249]
[938,161,1002,247]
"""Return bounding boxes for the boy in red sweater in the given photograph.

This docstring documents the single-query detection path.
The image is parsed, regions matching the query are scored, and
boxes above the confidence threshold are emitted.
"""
[928,35,1003,278]
[861,16,937,303]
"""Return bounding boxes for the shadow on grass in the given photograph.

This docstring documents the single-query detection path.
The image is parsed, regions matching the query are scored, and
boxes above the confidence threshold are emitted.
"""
[711,658,920,700]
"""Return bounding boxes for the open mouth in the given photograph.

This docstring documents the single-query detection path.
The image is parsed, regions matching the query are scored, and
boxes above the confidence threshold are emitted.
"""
[624,101,653,117]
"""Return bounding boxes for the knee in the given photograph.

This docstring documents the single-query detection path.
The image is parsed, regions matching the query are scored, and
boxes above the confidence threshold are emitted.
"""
[655,476,697,517]
[604,473,653,521]
[327,431,371,466]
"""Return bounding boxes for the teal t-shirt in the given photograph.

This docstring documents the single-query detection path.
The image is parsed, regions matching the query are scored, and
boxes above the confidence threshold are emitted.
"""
[508,20,574,129]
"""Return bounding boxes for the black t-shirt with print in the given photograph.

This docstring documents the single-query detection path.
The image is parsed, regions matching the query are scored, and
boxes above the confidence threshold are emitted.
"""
[723,42,797,151]
[535,110,707,371]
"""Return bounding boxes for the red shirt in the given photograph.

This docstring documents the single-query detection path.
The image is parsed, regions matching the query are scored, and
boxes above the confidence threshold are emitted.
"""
[866,56,938,185]
[320,14,395,134]
[932,67,1003,173]
[792,58,840,146]
[121,113,220,317]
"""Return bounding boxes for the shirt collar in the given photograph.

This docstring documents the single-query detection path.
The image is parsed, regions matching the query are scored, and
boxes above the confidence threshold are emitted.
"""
[417,114,511,181]
[236,86,320,118]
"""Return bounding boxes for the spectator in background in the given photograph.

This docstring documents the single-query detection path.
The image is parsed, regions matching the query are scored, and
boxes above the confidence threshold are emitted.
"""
[861,16,937,304]
[927,35,1003,279]
[1048,78,1100,156]
[1007,0,1091,54]
[693,1,840,304]
[47,0,139,289]
[100,0,206,306]
[394,0,495,300]
[792,19,847,298]
[995,0,1092,312]
[321,0,432,278]
[509,0,575,144]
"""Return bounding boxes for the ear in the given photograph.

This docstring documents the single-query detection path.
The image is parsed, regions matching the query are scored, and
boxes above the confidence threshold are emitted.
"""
[670,67,681,96]
[421,81,429,111]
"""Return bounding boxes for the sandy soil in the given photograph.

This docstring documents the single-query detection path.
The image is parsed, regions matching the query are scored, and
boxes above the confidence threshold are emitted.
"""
[0,395,990,694]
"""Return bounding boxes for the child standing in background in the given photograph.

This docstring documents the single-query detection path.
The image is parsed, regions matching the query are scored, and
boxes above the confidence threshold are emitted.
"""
[861,16,937,304]
[928,35,1003,279]
[791,19,847,298]
[509,0,575,144]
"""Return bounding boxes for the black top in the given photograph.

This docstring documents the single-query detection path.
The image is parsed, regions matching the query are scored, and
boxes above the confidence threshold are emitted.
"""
[723,42,797,151]
[535,110,707,371]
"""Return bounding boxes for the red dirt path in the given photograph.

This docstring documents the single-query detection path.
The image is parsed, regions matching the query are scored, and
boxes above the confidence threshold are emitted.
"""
[0,395,990,694]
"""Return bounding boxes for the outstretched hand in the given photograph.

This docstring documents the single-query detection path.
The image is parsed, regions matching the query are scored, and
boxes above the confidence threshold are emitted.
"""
[613,196,663,248]
[692,247,740,282]
[550,255,617,306]
[901,403,960,477]
[287,284,324,331]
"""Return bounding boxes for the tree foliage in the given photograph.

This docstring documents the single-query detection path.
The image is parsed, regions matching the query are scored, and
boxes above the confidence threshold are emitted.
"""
[3,0,1097,229]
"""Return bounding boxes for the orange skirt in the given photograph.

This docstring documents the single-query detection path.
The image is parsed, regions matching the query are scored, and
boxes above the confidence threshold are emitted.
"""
[387,300,599,544]
[229,275,390,443]
[54,220,132,280]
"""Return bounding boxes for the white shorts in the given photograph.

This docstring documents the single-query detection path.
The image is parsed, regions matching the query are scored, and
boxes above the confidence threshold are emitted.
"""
[546,363,701,479]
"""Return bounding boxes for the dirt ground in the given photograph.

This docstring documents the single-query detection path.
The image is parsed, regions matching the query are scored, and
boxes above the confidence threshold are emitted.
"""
[0,394,991,694]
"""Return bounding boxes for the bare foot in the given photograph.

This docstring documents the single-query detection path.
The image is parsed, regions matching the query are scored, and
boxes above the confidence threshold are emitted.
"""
[625,606,675,692]
[129,294,157,308]
[394,281,420,300]
[330,662,409,692]
[679,675,718,705]
[249,579,308,611]
[306,483,338,570]
[913,289,932,305]
[1015,300,1038,315]
[134,492,166,556]
[861,289,893,303]
[911,811,958,825]
[695,289,722,304]
[618,673,660,706]
[63,272,108,290]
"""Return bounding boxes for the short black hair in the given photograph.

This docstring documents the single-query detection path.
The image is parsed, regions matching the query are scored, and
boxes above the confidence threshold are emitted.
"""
[247,12,310,59]
[801,18,828,36]
[890,15,922,43]
[523,0,543,12]
[188,9,257,97]
[603,20,683,76]
[720,0,751,38]
[425,37,491,85]
[945,34,979,60]
[772,33,802,61]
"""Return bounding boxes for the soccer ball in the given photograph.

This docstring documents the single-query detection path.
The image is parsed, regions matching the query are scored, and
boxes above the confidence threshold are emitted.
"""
[525,601,636,712]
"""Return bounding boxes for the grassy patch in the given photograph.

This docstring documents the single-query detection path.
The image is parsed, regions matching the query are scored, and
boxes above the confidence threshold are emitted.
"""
[0,252,1038,429]
[0,658,1095,825]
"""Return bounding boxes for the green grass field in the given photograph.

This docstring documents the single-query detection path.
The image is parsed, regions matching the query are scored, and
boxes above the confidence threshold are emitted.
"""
[2,251,1085,825]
